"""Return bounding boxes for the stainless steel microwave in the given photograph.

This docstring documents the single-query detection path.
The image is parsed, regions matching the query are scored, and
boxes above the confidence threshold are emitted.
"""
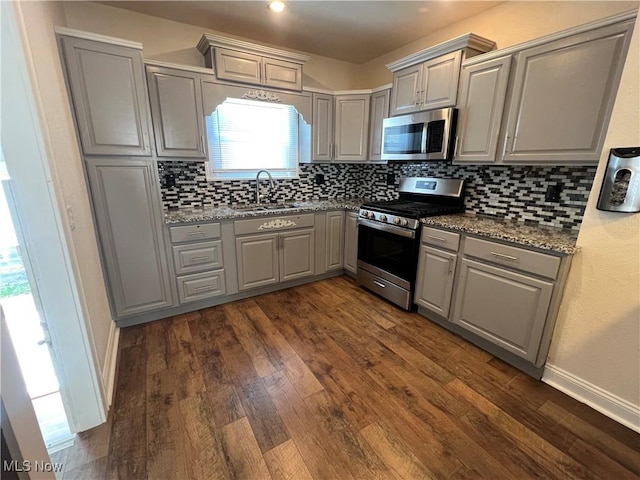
[381,108,457,161]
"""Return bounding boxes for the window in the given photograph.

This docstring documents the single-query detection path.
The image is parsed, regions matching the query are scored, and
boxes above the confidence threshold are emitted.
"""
[205,98,310,181]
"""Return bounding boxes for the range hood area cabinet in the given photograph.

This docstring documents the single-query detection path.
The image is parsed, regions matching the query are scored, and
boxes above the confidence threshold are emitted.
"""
[454,12,636,165]
[386,33,497,117]
[197,33,309,91]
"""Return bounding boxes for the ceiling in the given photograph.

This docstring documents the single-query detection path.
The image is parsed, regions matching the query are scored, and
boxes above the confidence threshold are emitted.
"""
[98,1,504,64]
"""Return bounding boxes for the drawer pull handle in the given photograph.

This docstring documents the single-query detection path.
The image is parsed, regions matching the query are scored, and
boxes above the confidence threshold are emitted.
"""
[188,256,210,263]
[373,280,386,288]
[188,231,206,236]
[490,251,518,261]
[193,285,214,292]
[427,235,447,242]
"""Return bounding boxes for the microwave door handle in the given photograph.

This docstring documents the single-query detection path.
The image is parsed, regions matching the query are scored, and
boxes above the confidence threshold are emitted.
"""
[421,122,428,156]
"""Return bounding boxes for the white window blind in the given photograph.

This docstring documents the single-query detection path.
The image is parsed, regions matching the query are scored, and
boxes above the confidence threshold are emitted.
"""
[205,98,300,181]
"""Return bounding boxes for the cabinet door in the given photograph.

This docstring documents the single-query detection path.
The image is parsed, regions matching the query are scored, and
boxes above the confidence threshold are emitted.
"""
[502,20,634,163]
[86,159,173,317]
[343,212,358,274]
[146,66,206,158]
[325,211,345,271]
[421,50,462,110]
[334,95,370,162]
[215,48,262,85]
[280,229,315,281]
[236,233,279,291]
[452,258,553,362]
[263,58,302,91]
[312,93,334,161]
[368,89,390,162]
[390,64,422,116]
[414,246,457,318]
[59,36,151,156]
[454,56,512,163]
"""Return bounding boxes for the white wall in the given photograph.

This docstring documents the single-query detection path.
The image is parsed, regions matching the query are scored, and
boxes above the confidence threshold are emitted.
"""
[14,2,116,393]
[61,1,361,91]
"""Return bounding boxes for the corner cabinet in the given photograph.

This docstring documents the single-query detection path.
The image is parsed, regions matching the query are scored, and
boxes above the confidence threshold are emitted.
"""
[85,159,173,317]
[58,34,151,156]
[501,19,634,164]
[343,212,359,275]
[145,65,206,158]
[368,89,391,162]
[312,93,370,162]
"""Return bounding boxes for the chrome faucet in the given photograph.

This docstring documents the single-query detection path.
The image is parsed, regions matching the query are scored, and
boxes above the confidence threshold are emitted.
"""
[255,169,275,204]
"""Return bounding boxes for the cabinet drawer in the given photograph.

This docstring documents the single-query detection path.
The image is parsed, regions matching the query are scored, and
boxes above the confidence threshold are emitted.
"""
[234,214,314,235]
[464,237,560,279]
[422,227,460,251]
[176,270,226,304]
[169,223,221,243]
[172,240,223,275]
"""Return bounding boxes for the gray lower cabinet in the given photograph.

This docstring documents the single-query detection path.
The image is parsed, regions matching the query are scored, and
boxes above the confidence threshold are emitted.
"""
[343,212,358,274]
[325,211,345,271]
[452,258,553,362]
[414,245,458,318]
[235,214,316,291]
[57,35,151,156]
[86,158,173,317]
[146,65,206,158]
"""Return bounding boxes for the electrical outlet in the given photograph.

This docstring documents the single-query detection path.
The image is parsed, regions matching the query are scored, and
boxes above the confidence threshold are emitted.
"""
[164,174,176,188]
[315,173,324,185]
[545,183,563,202]
[386,173,395,185]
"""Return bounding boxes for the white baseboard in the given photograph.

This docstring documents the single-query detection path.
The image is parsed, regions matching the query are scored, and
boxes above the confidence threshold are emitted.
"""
[543,364,640,433]
[102,322,120,408]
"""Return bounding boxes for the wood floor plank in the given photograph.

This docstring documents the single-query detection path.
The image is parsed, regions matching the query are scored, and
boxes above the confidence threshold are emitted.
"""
[112,344,146,412]
[59,416,111,474]
[106,405,147,480]
[215,322,289,453]
[263,439,313,480]
[178,392,232,480]
[166,320,206,400]
[220,417,272,480]
[360,421,433,480]
[447,379,602,480]
[145,320,169,376]
[538,399,640,476]
[64,456,107,480]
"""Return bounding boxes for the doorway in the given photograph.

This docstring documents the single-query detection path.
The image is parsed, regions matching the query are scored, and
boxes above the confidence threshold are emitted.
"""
[0,164,74,452]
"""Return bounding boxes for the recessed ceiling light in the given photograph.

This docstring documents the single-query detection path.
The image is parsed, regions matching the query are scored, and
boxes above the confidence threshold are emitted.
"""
[268,1,286,13]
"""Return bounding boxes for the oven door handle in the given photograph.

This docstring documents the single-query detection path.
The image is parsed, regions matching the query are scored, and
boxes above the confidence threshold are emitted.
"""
[357,218,416,239]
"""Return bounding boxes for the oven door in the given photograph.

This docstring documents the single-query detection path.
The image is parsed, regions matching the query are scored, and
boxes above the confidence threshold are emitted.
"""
[356,219,419,289]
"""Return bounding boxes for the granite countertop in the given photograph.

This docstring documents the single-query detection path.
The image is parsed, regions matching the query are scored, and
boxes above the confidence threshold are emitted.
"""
[422,213,579,255]
[164,198,363,224]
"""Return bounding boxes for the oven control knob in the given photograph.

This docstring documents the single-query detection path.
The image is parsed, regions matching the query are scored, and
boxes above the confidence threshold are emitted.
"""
[401,219,409,227]
[393,217,401,225]
[367,211,375,219]
[379,214,387,222]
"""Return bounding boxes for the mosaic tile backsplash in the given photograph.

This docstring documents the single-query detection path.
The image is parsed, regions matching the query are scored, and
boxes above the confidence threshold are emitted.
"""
[158,161,596,230]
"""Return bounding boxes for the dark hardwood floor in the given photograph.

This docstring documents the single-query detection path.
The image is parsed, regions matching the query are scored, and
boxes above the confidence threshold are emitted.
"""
[51,275,640,479]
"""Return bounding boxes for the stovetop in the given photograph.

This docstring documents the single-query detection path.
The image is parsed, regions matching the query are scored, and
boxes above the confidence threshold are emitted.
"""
[360,199,463,219]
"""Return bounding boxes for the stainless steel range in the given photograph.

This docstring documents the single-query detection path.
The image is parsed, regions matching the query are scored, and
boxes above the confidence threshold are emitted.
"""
[357,177,465,310]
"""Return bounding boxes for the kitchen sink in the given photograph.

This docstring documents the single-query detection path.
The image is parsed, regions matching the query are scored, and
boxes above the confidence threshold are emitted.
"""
[233,203,298,212]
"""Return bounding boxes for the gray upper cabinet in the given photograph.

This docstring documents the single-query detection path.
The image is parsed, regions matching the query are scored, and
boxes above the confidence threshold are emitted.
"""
[146,65,206,158]
[368,89,391,163]
[58,35,151,156]
[198,34,308,91]
[502,19,634,164]
[86,158,173,317]
[334,95,370,162]
[312,93,371,162]
[390,50,462,116]
[452,258,553,362]
[312,93,334,162]
[454,55,512,163]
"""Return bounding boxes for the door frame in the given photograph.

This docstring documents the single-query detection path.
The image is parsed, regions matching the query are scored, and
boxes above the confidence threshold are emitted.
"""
[1,2,106,432]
